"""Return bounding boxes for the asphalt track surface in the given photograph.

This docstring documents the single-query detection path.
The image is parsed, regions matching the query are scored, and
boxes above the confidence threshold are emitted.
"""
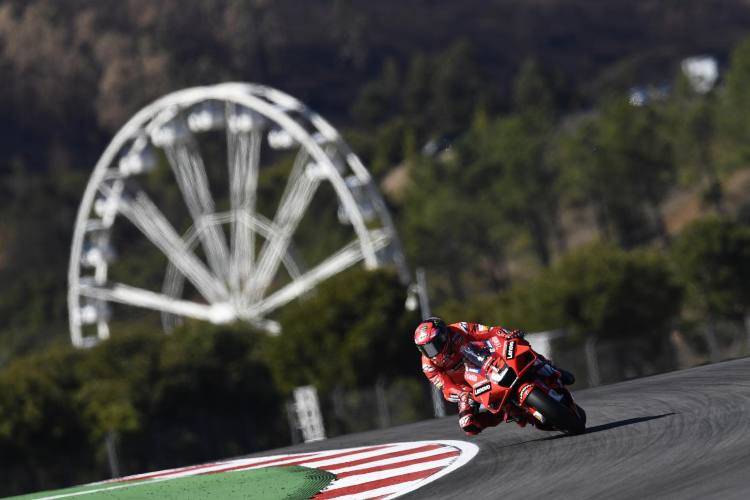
[247,357,750,500]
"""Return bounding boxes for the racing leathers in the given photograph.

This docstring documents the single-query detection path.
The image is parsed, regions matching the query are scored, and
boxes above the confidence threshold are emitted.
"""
[419,321,570,435]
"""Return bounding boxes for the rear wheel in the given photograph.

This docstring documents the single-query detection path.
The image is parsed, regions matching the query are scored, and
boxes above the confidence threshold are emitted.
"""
[525,389,586,435]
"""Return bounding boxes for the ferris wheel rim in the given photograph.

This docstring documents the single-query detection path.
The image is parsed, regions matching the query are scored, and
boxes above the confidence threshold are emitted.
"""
[68,82,408,347]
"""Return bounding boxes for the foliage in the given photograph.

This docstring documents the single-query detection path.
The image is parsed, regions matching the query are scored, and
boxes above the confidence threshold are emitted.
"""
[0,324,287,497]
[492,244,683,340]
[265,269,420,394]
[0,168,87,360]
[401,59,565,300]
[665,73,723,210]
[401,152,502,299]
[717,38,750,168]
[3,2,750,495]
[669,217,750,320]
[351,41,489,177]
[0,345,93,495]
[439,243,683,342]
[557,98,675,246]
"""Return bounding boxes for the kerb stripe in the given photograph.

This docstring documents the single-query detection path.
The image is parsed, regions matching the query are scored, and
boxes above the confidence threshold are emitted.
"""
[314,467,442,499]
[334,450,459,478]
[203,444,394,475]
[317,444,442,471]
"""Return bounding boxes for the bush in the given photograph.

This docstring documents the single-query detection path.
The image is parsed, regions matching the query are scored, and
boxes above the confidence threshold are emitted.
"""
[265,268,420,394]
[0,324,288,497]
[670,217,750,320]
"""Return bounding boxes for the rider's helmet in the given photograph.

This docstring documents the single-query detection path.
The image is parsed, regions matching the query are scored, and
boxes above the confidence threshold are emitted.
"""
[414,317,451,361]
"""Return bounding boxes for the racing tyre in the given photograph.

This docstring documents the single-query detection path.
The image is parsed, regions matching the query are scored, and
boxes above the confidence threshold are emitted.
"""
[575,404,587,426]
[525,389,586,435]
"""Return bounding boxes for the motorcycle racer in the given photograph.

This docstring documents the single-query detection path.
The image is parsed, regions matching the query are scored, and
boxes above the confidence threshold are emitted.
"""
[414,317,575,435]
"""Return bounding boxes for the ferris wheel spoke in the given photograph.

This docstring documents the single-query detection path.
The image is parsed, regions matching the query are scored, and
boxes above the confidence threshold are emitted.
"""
[79,281,235,324]
[227,120,262,292]
[243,148,321,302]
[245,230,391,317]
[114,189,229,302]
[162,132,231,282]
[70,84,409,346]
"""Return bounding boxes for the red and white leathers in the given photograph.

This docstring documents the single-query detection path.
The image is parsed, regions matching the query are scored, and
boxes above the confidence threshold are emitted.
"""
[420,321,538,434]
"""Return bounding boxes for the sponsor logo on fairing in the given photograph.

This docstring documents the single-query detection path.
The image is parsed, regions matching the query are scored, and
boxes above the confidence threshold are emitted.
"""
[519,383,534,402]
[432,377,444,389]
[422,364,435,373]
[505,340,516,359]
[485,340,496,353]
[459,322,469,332]
[474,382,491,396]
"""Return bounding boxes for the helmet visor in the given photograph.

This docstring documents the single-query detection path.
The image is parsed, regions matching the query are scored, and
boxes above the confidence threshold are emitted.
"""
[418,328,448,358]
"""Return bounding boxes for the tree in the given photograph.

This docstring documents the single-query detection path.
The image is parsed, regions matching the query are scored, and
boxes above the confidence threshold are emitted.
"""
[0,168,87,361]
[717,37,750,169]
[351,58,402,127]
[428,41,486,137]
[496,243,682,341]
[0,324,288,496]
[512,59,556,119]
[265,269,418,394]
[0,344,96,496]
[558,98,676,247]
[670,217,750,359]
[401,148,510,298]
[402,53,432,135]
[666,72,724,212]
[131,323,285,471]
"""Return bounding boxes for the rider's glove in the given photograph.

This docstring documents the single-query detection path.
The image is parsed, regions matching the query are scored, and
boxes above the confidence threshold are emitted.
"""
[481,356,503,374]
[446,386,469,403]
[505,329,525,339]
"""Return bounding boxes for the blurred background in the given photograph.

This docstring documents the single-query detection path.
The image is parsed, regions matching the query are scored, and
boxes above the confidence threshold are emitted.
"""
[2,0,750,496]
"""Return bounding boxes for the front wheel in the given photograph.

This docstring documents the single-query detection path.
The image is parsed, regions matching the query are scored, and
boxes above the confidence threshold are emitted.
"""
[525,389,586,435]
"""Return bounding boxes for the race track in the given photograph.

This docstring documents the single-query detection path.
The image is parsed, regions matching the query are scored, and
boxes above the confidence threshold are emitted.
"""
[250,357,750,499]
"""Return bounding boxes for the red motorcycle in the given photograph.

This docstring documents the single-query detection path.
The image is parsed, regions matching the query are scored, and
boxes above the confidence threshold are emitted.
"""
[461,336,586,434]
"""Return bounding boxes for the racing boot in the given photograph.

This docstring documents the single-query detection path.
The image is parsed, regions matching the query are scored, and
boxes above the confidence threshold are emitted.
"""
[503,404,529,428]
[458,393,483,435]
[535,358,575,385]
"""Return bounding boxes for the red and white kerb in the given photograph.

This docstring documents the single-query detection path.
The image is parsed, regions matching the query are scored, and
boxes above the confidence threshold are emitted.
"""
[107,439,478,499]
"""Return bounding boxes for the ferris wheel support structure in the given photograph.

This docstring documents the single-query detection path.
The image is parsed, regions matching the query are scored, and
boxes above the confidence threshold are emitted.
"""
[68,83,409,348]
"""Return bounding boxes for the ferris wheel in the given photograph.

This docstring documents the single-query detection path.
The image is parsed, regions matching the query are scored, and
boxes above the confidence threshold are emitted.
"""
[68,83,408,348]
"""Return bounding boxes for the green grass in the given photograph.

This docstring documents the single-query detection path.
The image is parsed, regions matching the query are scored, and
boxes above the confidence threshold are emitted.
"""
[8,466,335,500]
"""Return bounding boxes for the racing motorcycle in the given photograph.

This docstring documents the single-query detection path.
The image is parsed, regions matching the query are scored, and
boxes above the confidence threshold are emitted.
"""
[461,335,586,435]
